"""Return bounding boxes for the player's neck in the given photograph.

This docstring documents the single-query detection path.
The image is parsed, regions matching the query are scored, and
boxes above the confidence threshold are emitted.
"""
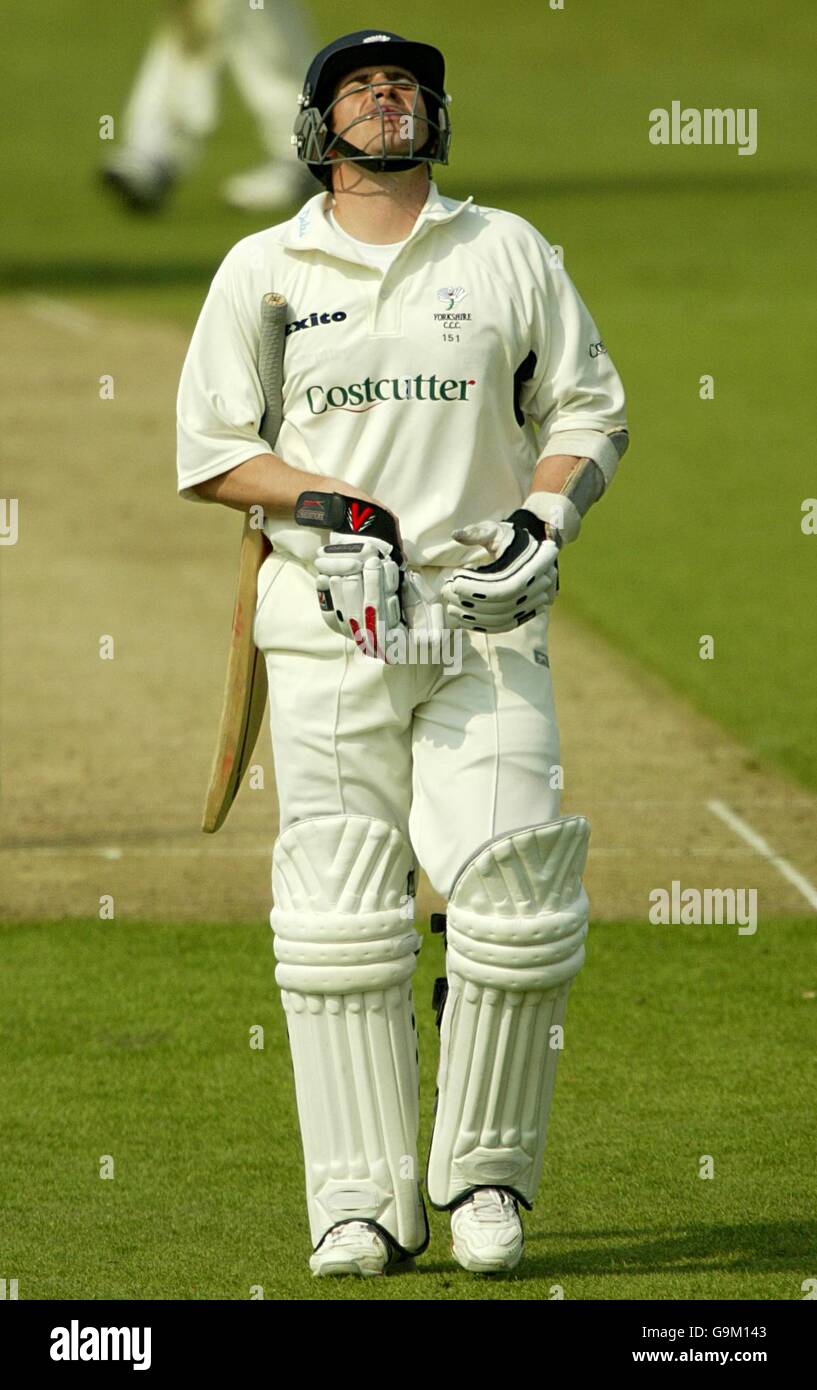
[328,165,431,245]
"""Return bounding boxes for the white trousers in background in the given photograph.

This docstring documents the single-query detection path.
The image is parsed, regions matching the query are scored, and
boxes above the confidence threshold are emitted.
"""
[119,0,315,172]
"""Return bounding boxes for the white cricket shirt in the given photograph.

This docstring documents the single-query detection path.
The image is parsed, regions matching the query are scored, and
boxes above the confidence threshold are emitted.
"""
[177,179,629,568]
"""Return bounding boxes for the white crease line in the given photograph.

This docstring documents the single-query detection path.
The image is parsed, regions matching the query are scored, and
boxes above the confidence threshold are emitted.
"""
[0,845,271,858]
[576,798,817,809]
[707,799,817,910]
[590,847,781,858]
[25,296,96,335]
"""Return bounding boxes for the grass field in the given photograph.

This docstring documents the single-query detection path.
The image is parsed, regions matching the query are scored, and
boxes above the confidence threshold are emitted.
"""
[1,917,814,1300]
[1,0,816,1301]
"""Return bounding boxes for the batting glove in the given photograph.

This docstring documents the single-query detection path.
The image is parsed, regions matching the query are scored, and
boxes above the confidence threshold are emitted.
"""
[294,491,408,663]
[442,507,559,633]
[315,534,404,661]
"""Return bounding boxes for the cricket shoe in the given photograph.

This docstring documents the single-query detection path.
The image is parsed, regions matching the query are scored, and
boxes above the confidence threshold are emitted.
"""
[100,150,176,213]
[222,160,314,212]
[309,1221,415,1278]
[450,1187,524,1273]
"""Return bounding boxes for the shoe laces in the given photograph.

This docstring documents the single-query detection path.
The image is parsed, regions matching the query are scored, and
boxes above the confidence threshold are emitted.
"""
[465,1189,517,1224]
[323,1221,378,1246]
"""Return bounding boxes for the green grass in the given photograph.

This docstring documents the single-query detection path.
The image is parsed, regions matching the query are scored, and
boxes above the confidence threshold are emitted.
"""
[1,917,814,1300]
[2,0,816,785]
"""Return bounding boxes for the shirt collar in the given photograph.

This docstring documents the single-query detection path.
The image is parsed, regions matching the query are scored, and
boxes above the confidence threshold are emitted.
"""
[279,179,474,260]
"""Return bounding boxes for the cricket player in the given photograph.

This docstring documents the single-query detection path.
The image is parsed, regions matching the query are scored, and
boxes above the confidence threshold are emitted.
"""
[177,29,629,1277]
[102,0,316,212]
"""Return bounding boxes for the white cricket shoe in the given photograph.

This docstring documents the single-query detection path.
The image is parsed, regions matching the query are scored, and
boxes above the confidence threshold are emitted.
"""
[100,149,176,213]
[222,160,314,212]
[309,1221,396,1277]
[450,1188,524,1273]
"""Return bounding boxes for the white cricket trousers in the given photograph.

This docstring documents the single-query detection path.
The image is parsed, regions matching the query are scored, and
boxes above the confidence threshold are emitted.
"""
[119,0,315,170]
[254,553,561,895]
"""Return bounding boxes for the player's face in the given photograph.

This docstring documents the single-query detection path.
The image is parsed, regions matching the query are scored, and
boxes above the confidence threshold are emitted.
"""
[329,65,430,158]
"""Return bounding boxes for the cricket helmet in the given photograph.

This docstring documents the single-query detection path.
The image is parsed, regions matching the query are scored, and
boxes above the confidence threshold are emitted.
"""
[292,29,452,188]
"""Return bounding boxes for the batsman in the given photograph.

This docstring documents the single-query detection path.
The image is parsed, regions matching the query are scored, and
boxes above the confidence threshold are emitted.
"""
[177,28,629,1276]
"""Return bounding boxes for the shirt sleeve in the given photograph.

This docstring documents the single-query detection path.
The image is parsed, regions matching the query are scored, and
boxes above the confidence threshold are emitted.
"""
[176,243,273,501]
[514,225,629,485]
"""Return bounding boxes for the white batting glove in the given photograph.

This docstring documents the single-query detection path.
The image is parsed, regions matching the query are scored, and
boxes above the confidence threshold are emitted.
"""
[315,534,404,661]
[442,508,559,633]
[401,568,447,641]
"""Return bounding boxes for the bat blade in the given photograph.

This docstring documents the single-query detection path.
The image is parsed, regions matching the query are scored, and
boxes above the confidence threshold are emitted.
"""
[201,291,287,833]
[201,516,271,833]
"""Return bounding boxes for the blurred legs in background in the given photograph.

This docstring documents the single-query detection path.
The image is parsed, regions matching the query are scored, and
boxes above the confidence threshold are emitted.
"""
[223,0,316,209]
[101,0,316,213]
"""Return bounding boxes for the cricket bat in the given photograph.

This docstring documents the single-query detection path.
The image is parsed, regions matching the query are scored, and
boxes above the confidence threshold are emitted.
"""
[201,291,287,832]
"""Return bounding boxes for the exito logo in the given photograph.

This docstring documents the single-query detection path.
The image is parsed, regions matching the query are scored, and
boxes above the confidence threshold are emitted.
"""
[306,374,477,414]
[285,310,347,337]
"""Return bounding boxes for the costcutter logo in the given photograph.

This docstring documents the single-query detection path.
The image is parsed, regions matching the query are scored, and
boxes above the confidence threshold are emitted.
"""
[306,373,478,414]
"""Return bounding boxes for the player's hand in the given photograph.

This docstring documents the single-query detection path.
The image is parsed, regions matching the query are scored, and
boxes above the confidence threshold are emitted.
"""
[314,531,405,662]
[441,508,559,633]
